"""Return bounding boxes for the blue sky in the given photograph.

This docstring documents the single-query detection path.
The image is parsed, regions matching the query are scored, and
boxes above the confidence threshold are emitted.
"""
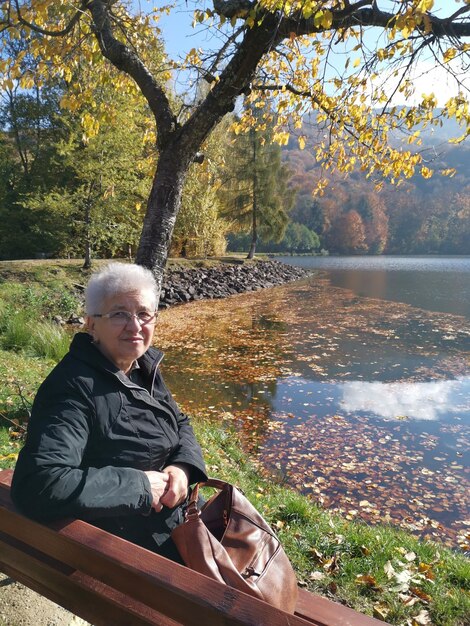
[158,6,199,59]
[135,1,468,106]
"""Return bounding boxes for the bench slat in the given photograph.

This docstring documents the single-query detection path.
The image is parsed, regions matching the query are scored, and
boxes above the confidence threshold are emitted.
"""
[0,537,179,626]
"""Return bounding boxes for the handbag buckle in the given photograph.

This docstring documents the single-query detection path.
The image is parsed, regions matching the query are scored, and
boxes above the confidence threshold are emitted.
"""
[184,501,200,521]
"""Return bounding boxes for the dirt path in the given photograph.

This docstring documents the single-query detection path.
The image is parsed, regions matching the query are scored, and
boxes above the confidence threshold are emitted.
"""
[0,574,90,626]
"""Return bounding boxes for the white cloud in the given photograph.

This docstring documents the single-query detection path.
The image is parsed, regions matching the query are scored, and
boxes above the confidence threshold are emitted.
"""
[340,379,466,421]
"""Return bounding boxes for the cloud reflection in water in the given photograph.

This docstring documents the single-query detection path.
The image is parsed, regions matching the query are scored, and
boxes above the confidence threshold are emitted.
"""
[340,377,469,421]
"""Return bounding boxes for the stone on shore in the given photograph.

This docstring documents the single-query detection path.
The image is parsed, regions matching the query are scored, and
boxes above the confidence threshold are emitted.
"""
[158,260,309,308]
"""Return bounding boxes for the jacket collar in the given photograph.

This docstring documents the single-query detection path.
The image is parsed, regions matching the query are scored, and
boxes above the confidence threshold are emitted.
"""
[69,332,164,376]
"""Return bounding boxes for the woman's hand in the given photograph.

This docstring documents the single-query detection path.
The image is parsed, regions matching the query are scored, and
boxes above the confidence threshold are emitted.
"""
[160,464,190,509]
[144,471,170,512]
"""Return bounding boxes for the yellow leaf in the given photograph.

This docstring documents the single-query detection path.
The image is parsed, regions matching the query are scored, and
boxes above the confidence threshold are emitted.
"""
[321,10,333,28]
[443,48,457,63]
[298,136,306,150]
[373,604,390,620]
[353,58,361,68]
[417,0,434,11]
[0,453,18,461]
[313,11,324,29]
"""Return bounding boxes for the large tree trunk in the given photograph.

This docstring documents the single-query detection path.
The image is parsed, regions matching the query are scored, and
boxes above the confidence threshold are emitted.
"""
[135,145,191,292]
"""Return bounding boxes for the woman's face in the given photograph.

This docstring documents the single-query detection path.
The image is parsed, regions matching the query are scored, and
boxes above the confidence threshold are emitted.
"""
[86,289,156,373]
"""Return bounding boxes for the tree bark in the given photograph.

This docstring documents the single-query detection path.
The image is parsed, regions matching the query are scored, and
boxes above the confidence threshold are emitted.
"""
[134,143,191,292]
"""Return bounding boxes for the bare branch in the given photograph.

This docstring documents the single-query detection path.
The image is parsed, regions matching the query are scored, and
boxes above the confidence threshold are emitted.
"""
[0,410,27,434]
[206,25,246,80]
[447,5,470,23]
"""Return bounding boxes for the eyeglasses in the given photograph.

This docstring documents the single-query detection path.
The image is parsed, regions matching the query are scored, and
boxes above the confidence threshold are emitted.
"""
[92,310,158,327]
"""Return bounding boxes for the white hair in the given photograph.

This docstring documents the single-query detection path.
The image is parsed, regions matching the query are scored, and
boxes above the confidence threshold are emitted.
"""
[85,263,158,314]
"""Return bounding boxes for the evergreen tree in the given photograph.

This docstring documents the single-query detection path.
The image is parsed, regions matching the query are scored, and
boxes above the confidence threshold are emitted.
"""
[221,114,295,258]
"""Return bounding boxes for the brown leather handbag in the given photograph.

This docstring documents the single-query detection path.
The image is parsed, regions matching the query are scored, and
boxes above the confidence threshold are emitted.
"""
[171,478,298,613]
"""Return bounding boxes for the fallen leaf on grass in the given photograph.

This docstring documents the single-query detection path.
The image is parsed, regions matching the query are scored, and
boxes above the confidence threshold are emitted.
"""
[410,587,433,604]
[355,574,383,592]
[409,609,432,625]
[0,453,18,461]
[327,581,338,594]
[373,603,390,620]
[384,560,396,579]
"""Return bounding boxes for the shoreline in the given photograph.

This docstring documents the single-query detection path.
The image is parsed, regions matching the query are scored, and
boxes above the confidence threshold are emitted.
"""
[158,259,311,308]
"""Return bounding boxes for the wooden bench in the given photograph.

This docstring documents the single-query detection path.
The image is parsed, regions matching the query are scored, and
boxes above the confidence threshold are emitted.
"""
[0,470,387,626]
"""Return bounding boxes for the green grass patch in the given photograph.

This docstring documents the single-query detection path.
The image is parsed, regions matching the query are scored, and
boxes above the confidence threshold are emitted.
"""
[0,349,55,469]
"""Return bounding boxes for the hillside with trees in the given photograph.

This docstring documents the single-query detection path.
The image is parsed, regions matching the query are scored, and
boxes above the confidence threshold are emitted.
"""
[281,115,470,255]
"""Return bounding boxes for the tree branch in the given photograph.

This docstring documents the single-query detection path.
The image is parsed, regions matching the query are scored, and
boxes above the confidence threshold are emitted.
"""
[211,1,470,39]
[12,0,83,37]
[85,0,176,148]
[212,0,254,19]
[279,3,470,39]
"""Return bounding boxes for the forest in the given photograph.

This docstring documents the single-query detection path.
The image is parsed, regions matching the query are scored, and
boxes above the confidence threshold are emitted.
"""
[280,114,470,255]
[1,73,468,261]
[1,1,469,262]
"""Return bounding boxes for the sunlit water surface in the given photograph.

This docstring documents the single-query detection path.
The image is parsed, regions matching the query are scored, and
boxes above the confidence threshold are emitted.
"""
[158,257,470,548]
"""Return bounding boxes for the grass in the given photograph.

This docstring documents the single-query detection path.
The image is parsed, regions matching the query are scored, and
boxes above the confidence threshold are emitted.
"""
[0,259,468,625]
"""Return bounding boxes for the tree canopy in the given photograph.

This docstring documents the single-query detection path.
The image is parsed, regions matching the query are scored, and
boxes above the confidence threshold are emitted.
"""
[1,1,469,294]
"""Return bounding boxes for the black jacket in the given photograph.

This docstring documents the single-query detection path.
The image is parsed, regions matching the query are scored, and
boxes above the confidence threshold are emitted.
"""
[11,332,207,559]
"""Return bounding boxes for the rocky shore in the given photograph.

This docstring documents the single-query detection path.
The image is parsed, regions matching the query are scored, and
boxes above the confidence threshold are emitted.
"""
[56,260,309,326]
[158,259,309,308]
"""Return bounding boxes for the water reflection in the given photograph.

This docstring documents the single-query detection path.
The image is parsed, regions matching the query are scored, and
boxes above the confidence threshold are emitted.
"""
[276,255,470,318]
[340,378,470,421]
[158,273,470,548]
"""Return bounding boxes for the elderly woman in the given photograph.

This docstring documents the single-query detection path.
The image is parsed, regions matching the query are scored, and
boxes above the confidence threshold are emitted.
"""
[11,263,207,562]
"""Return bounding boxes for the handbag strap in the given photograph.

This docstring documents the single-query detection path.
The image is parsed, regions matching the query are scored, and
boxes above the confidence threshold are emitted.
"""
[185,478,231,520]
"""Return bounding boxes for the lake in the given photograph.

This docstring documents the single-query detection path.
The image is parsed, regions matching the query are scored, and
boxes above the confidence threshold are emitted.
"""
[275,255,470,319]
[157,256,470,550]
